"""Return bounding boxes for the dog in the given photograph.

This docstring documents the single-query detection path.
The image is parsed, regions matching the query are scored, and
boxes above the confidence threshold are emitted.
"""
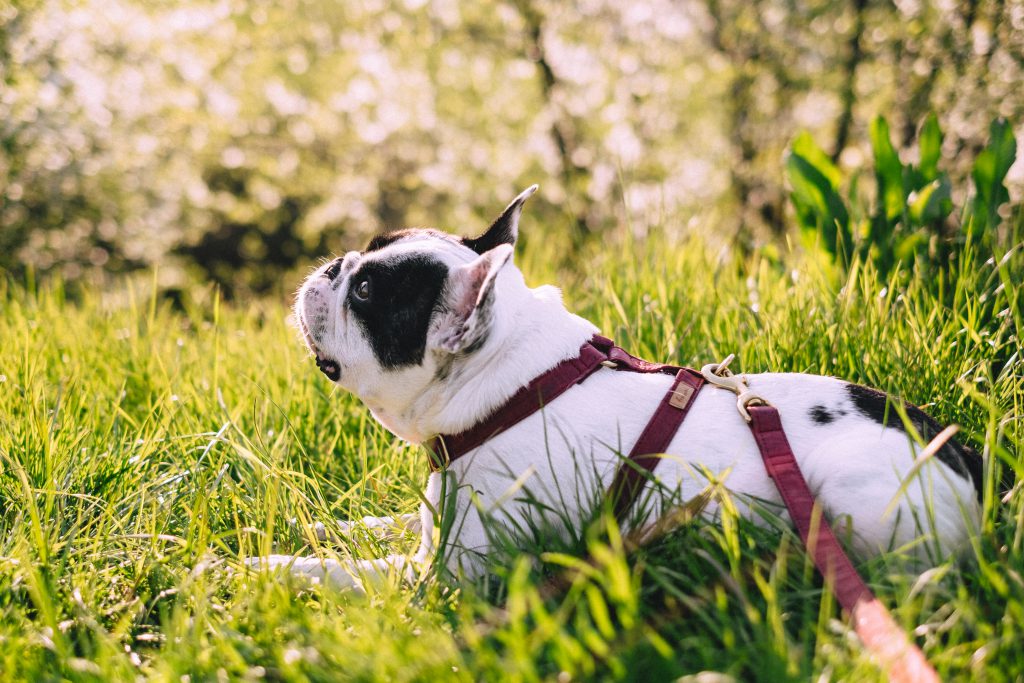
[251,186,982,592]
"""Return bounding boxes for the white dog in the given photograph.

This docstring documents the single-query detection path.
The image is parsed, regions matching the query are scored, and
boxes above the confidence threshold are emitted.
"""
[252,186,982,591]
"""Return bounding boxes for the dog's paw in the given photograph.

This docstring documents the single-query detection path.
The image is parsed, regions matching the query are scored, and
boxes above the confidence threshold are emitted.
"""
[244,554,367,594]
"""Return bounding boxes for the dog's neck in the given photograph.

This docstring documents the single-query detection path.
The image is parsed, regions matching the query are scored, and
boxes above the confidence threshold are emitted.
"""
[392,283,598,443]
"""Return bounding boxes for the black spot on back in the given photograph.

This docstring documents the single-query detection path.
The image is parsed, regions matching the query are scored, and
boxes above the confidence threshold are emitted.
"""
[348,254,448,369]
[845,383,983,499]
[809,405,835,424]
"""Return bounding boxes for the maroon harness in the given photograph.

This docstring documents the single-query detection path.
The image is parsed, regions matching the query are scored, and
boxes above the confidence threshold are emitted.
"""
[425,335,938,682]
[425,335,703,518]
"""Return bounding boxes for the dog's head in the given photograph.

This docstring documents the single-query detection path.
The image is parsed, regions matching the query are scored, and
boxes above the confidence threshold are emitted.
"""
[294,186,539,435]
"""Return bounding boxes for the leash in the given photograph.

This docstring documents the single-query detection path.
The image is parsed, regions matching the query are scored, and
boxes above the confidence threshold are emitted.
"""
[426,337,939,681]
[701,357,940,683]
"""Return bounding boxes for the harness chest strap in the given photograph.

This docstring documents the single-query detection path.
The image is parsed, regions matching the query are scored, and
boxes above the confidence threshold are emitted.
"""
[426,335,686,470]
[607,368,704,519]
[426,336,701,521]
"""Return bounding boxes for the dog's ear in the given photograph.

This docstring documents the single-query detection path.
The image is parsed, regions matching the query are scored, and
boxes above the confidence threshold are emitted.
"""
[429,244,513,354]
[462,185,538,255]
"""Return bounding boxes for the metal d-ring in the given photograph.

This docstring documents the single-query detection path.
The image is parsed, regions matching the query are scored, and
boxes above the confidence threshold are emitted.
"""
[700,355,771,422]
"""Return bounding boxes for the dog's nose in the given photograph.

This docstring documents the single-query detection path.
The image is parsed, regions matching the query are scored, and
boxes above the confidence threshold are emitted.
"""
[323,257,343,281]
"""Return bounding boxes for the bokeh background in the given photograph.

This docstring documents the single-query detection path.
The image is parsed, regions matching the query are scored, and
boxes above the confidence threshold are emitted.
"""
[2,0,1023,296]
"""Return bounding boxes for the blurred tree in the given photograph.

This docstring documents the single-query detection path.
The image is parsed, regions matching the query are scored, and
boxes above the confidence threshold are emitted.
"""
[688,0,1024,240]
[0,0,1020,294]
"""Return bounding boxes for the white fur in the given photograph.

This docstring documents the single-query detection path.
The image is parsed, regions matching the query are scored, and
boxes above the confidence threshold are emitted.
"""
[252,206,980,592]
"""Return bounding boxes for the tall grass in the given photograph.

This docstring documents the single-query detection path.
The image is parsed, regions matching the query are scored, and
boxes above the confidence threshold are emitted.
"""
[0,224,1020,681]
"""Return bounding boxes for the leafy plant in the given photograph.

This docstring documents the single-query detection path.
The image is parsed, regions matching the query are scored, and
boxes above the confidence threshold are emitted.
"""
[785,114,1017,275]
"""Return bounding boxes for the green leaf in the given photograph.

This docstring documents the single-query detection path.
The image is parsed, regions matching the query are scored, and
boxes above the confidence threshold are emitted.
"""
[870,116,906,221]
[893,231,928,262]
[968,118,1017,238]
[785,150,851,259]
[917,113,943,182]
[908,177,952,225]
[791,131,842,188]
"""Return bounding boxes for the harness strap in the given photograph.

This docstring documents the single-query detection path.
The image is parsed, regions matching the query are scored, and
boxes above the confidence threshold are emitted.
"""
[427,335,683,469]
[608,369,704,520]
[746,404,939,683]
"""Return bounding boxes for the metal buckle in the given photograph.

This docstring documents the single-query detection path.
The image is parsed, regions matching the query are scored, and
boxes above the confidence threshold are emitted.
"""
[700,354,770,423]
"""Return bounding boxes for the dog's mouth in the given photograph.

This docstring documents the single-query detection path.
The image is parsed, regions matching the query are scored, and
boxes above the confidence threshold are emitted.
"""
[315,355,341,382]
[297,311,341,382]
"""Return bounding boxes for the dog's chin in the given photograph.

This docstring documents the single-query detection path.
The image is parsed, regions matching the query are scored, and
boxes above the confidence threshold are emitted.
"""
[368,406,420,443]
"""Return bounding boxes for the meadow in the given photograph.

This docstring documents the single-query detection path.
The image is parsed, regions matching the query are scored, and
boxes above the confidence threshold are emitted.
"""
[1,225,1021,682]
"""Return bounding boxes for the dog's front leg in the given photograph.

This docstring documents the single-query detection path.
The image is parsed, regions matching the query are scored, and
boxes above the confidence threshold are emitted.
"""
[315,514,422,542]
[247,553,412,594]
[288,513,422,543]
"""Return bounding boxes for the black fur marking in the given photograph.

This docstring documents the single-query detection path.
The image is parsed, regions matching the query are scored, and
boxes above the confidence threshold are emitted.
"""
[845,383,983,499]
[433,354,454,382]
[364,228,459,253]
[462,219,514,255]
[462,193,529,254]
[462,331,489,355]
[810,405,836,424]
[347,254,449,369]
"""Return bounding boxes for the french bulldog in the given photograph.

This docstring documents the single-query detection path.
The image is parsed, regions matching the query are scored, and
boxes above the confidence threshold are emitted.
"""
[250,186,982,591]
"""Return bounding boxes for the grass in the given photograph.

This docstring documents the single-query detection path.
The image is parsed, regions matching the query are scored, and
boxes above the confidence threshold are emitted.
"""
[0,225,1021,681]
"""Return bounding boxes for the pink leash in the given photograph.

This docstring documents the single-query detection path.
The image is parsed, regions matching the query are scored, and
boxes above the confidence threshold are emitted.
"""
[711,363,940,683]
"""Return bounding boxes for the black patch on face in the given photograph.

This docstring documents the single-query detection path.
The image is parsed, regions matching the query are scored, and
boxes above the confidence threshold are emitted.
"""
[365,230,412,253]
[845,383,983,499]
[809,405,836,424]
[347,254,449,369]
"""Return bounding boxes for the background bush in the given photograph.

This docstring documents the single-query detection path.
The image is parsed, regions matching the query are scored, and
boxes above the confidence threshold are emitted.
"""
[786,114,1017,275]
[2,0,1023,295]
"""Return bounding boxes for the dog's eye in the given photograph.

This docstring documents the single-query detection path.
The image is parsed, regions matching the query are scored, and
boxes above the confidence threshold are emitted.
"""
[353,277,371,301]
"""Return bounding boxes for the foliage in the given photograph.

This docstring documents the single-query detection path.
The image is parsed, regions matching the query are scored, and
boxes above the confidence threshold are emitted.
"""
[0,223,1021,680]
[786,114,1017,275]
[694,0,1024,235]
[2,0,1023,294]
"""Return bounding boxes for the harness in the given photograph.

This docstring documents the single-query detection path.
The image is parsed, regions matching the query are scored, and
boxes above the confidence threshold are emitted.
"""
[425,335,938,682]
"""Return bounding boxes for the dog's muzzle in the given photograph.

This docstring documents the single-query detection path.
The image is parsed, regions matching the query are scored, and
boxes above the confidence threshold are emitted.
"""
[296,301,342,382]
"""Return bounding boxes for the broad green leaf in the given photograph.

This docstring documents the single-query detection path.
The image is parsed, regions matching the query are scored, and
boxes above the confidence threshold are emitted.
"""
[917,113,943,182]
[967,118,1018,238]
[908,177,952,225]
[785,151,851,259]
[791,131,842,188]
[893,231,928,262]
[870,116,906,221]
